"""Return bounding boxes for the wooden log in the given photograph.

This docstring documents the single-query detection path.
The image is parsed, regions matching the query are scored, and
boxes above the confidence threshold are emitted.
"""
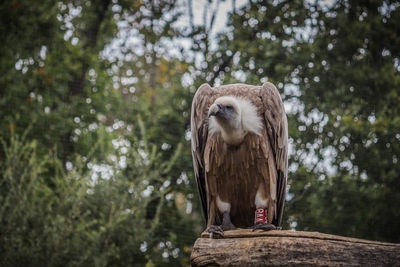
[190,229,400,266]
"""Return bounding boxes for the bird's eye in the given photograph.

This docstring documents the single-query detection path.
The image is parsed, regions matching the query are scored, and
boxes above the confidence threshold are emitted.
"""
[226,105,233,110]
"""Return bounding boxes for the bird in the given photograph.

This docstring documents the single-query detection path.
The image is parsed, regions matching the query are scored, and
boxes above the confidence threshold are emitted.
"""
[191,82,288,237]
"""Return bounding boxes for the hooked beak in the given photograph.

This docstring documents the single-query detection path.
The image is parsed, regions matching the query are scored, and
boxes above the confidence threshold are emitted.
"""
[208,103,223,118]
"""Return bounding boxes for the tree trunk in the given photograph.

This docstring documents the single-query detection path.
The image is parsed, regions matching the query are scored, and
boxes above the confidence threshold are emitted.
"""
[69,0,111,96]
[190,229,400,266]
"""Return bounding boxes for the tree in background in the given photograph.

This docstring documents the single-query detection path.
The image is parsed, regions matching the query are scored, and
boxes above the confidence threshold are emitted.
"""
[1,0,399,266]
[291,0,400,243]
[1,0,199,266]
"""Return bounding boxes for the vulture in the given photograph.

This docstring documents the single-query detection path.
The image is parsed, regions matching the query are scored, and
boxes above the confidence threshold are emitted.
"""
[191,82,288,237]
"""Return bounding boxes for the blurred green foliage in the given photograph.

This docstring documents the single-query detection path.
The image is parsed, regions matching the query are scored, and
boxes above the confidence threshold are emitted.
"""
[0,0,399,266]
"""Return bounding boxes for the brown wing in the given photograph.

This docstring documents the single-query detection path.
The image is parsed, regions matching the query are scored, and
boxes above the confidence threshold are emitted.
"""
[191,83,215,223]
[259,82,289,227]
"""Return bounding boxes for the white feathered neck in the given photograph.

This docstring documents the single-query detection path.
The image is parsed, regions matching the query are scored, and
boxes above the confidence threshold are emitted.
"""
[209,96,263,144]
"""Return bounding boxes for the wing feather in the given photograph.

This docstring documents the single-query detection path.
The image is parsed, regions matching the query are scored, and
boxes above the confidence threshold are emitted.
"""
[260,82,289,227]
[191,83,214,224]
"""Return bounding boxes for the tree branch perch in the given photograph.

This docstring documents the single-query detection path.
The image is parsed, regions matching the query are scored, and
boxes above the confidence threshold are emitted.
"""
[191,229,400,266]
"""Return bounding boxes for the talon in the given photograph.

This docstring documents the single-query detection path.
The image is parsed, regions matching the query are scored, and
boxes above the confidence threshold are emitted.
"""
[252,222,276,231]
[206,225,224,238]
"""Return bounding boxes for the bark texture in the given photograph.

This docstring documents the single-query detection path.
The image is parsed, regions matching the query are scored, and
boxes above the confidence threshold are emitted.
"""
[190,229,400,266]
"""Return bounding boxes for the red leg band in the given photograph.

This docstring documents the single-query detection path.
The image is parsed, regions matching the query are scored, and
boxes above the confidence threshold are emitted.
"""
[255,208,267,224]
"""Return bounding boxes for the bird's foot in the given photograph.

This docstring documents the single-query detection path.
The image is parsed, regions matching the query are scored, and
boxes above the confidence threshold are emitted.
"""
[221,220,236,231]
[252,222,277,231]
[206,225,224,239]
[221,211,236,231]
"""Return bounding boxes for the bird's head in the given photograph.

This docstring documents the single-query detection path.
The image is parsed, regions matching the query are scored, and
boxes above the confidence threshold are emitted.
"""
[208,95,262,145]
[208,96,241,128]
